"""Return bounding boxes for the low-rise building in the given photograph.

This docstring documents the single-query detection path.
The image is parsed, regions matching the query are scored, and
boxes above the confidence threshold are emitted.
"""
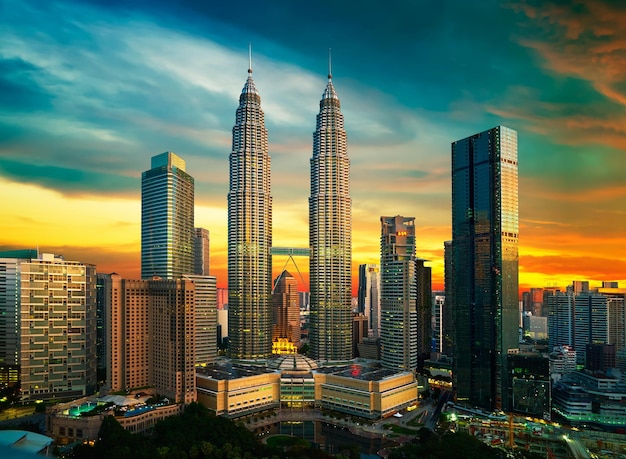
[196,358,420,421]
[46,395,183,445]
[552,370,626,430]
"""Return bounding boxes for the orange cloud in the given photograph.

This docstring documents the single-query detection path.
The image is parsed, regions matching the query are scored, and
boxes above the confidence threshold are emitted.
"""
[511,1,626,107]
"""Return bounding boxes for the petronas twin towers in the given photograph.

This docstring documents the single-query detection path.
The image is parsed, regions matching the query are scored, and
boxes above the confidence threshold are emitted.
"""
[227,61,352,361]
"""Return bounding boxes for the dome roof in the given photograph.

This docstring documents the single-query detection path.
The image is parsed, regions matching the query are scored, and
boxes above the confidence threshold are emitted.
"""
[268,354,319,372]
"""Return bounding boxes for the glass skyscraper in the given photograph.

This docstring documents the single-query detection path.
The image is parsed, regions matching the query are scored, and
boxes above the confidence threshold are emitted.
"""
[227,66,272,359]
[451,125,519,411]
[141,152,195,280]
[309,71,352,361]
[380,216,417,371]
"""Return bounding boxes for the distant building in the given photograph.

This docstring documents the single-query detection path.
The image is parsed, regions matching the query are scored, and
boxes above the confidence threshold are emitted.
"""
[432,293,445,354]
[194,228,210,275]
[380,215,417,371]
[352,314,368,358]
[0,251,97,400]
[272,270,300,347]
[574,293,609,365]
[415,258,432,356]
[357,264,380,337]
[549,345,577,383]
[546,291,574,350]
[141,152,195,280]
[586,344,616,373]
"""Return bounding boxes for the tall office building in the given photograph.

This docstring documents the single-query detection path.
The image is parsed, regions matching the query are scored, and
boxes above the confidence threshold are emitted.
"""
[451,126,519,411]
[442,240,455,357]
[415,258,432,356]
[227,64,272,359]
[380,216,417,371]
[0,252,97,400]
[271,271,300,346]
[357,264,381,337]
[141,152,195,279]
[432,293,445,354]
[309,69,352,361]
[194,228,210,276]
[184,275,218,366]
[105,275,196,403]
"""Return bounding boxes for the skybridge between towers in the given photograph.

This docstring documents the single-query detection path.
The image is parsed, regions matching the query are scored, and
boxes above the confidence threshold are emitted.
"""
[270,247,310,293]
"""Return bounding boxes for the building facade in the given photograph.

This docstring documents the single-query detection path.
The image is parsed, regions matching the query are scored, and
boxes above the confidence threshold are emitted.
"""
[227,66,273,359]
[271,270,300,347]
[309,71,352,361]
[184,275,218,366]
[0,252,97,400]
[357,264,381,337]
[380,216,417,371]
[451,126,519,411]
[194,228,210,276]
[105,275,196,403]
[141,152,195,280]
[415,258,432,356]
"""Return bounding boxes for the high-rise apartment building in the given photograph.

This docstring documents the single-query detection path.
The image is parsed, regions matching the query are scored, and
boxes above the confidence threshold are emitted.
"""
[574,293,608,365]
[451,126,519,411]
[547,291,574,350]
[357,264,381,337]
[227,65,272,359]
[0,252,97,400]
[309,70,352,361]
[271,271,300,346]
[141,152,195,280]
[105,274,196,403]
[380,216,417,371]
[194,228,210,276]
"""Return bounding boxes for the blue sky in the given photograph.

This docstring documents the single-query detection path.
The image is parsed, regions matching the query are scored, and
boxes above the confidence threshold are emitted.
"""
[1,0,625,289]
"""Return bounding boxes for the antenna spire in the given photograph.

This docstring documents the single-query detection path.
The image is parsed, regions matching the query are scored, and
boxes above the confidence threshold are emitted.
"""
[248,42,252,74]
[328,48,332,80]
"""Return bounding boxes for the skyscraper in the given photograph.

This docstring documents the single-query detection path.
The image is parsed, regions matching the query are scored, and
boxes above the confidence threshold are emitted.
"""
[141,152,195,279]
[357,264,381,337]
[271,270,300,346]
[309,69,352,361]
[227,63,272,359]
[415,258,432,356]
[194,227,210,276]
[380,216,417,371]
[451,125,519,411]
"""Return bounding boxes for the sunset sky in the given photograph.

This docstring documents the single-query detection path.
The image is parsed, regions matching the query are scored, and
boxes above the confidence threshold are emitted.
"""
[1,0,625,293]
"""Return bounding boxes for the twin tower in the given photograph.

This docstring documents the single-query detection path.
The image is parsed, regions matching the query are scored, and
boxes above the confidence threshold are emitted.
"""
[228,63,351,361]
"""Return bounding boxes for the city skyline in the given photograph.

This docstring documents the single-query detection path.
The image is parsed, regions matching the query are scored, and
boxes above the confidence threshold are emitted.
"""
[2,0,626,292]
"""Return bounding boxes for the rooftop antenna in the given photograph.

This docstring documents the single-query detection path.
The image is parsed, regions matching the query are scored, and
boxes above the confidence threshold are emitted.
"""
[328,47,332,80]
[248,42,252,74]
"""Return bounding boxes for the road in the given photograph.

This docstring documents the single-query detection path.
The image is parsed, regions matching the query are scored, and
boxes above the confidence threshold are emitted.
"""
[425,391,451,430]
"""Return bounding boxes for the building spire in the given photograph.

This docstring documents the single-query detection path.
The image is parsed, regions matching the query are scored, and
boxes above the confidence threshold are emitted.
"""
[248,42,253,74]
[328,48,332,80]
